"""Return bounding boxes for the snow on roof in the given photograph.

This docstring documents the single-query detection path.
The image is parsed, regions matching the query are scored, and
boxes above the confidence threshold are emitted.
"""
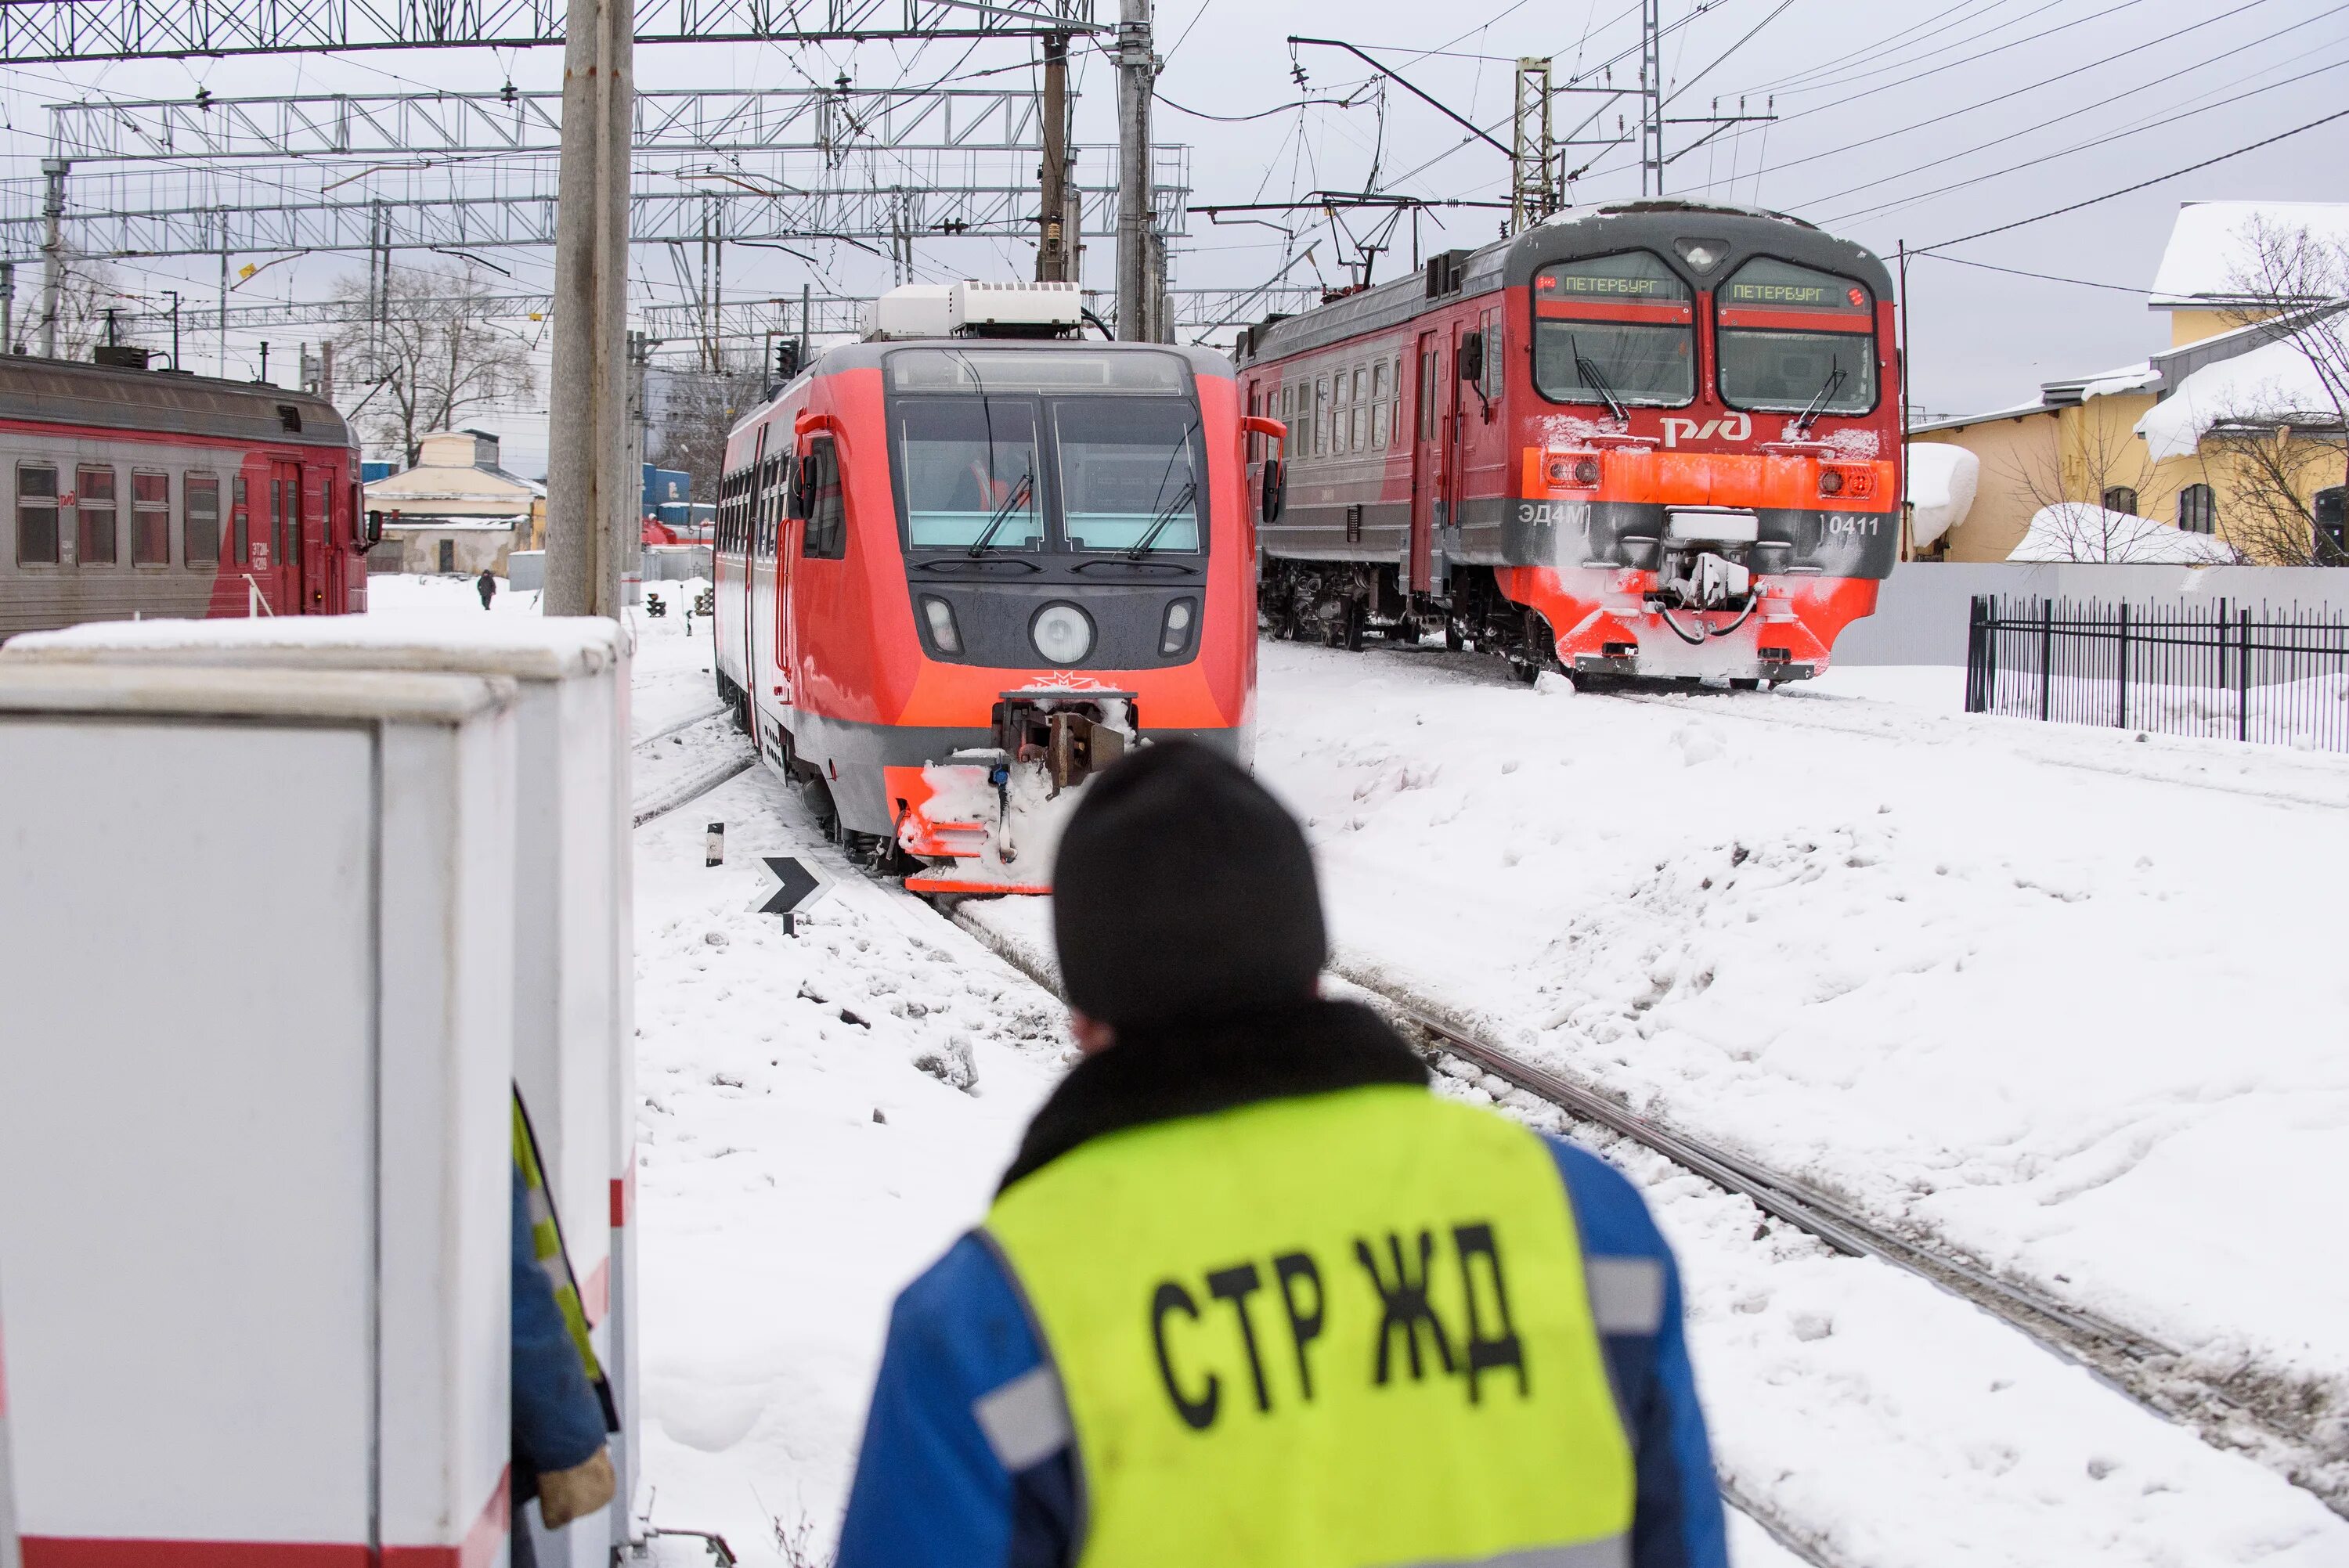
[1910,362,2158,434]
[2149,200,2349,307]
[1904,442,1979,548]
[2008,503,2239,565]
[2134,337,2333,461]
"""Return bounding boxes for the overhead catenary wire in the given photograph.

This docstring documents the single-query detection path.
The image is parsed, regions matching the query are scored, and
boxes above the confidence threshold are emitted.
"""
[1919,103,2349,254]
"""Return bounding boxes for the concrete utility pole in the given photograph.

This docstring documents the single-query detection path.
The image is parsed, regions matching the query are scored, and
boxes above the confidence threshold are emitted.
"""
[1114,0,1153,340]
[1037,33,1071,282]
[545,0,634,618]
[1639,0,1662,197]
[38,159,67,359]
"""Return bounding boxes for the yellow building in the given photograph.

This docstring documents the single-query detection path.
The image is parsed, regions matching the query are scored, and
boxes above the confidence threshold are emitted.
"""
[1911,200,2349,565]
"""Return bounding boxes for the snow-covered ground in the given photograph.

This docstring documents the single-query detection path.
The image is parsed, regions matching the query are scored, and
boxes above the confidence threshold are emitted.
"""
[1239,640,2349,1480]
[356,579,2349,1563]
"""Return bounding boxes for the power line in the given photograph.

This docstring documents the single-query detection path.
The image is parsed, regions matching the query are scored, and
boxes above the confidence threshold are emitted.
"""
[1914,252,2147,295]
[1823,51,2349,227]
[1920,103,2349,253]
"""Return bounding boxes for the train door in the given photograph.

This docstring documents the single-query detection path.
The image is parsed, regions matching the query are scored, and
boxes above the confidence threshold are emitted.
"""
[270,460,304,613]
[1409,331,1442,593]
[302,467,329,613]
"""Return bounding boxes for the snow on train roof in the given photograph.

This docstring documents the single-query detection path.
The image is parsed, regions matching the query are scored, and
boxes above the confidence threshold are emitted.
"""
[2149,200,2349,307]
[4,615,624,679]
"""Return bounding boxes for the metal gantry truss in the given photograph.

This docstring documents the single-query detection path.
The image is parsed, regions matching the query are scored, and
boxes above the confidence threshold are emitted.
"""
[0,0,1098,62]
[0,148,1193,256]
[114,287,1320,341]
[47,88,1044,162]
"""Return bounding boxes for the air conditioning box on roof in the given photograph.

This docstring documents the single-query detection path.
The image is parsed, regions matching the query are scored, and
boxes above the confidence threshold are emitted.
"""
[861,285,955,341]
[948,280,1083,337]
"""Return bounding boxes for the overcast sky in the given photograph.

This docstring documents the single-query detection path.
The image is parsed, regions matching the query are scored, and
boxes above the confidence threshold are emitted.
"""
[2,0,2341,470]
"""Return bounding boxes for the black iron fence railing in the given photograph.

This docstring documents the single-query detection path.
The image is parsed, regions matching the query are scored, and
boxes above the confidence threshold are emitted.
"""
[1965,594,2349,752]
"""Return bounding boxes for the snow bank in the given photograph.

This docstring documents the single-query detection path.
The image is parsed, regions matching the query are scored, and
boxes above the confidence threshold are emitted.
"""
[2150,200,2349,304]
[2136,337,2333,461]
[1903,442,1978,548]
[2008,503,2237,564]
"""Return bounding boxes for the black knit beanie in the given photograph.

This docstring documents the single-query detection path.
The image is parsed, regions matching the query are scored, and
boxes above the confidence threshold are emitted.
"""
[1052,741,1327,1029]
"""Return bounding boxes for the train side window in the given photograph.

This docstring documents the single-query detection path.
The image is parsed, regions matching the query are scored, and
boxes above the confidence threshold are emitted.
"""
[185,474,221,565]
[132,471,171,565]
[1315,375,1330,458]
[16,463,58,565]
[1390,355,1405,444]
[1483,310,1506,398]
[1371,361,1390,449]
[77,466,118,566]
[1351,367,1369,451]
[803,437,846,561]
[1417,351,1438,441]
[233,476,249,564]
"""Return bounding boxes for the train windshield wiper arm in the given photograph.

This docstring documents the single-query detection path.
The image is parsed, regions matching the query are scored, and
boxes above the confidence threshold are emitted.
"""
[1570,335,1628,421]
[1125,481,1197,559]
[965,468,1034,558]
[1793,365,1849,433]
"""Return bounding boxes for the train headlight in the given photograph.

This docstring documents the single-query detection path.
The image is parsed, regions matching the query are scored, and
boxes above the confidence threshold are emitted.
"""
[1160,597,1196,656]
[1030,602,1094,665]
[922,596,963,654]
[1817,469,1845,496]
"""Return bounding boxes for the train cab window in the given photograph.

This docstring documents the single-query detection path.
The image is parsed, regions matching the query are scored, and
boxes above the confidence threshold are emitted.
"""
[1482,309,1506,398]
[132,471,171,565]
[233,476,249,564]
[1715,258,1877,416]
[803,438,847,561]
[16,463,58,564]
[891,399,1040,552]
[1053,397,1205,554]
[184,475,221,565]
[76,466,117,566]
[1531,251,1694,408]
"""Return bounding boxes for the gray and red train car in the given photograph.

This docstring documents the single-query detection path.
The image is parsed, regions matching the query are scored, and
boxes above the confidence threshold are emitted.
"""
[712,283,1266,896]
[1237,199,1901,684]
[0,355,367,642]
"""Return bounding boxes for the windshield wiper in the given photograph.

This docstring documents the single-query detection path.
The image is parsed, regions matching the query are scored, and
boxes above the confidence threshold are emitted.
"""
[965,468,1034,558]
[1569,333,1628,421]
[1793,365,1849,433]
[1125,481,1197,560]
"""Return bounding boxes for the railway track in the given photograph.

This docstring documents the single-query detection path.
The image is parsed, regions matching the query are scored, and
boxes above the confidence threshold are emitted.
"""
[630,711,755,827]
[936,899,2347,1527]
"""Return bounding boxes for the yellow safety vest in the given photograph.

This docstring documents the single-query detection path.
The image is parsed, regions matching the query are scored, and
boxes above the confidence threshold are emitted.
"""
[986,1083,1636,1568]
[513,1090,618,1431]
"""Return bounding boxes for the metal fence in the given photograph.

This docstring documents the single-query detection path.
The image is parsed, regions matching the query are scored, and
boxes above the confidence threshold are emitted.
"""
[1965,594,2349,752]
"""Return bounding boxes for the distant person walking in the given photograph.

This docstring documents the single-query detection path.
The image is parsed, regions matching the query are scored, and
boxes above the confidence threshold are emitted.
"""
[477,568,498,611]
[835,742,1727,1568]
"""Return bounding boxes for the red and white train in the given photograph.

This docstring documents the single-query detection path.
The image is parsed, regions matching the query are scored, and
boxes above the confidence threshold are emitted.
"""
[0,354,368,642]
[712,283,1265,896]
[1236,200,1901,683]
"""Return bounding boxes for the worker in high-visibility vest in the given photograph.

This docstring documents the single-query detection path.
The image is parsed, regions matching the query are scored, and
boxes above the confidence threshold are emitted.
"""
[512,1094,618,1564]
[836,742,1727,1568]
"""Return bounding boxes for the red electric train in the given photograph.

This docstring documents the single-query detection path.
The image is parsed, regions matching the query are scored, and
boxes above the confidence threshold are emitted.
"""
[0,355,368,642]
[1236,200,1901,684]
[712,283,1266,896]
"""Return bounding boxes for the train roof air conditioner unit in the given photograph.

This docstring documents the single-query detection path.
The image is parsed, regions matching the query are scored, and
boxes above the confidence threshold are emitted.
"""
[861,285,957,342]
[947,280,1084,338]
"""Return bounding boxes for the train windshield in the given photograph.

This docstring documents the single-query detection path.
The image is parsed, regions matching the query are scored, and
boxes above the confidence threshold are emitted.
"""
[1530,251,1694,408]
[886,348,1203,558]
[892,399,1044,551]
[1715,258,1877,416]
[1054,400,1202,553]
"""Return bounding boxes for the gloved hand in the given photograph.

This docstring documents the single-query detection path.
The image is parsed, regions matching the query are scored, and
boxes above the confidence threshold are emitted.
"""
[537,1446,616,1529]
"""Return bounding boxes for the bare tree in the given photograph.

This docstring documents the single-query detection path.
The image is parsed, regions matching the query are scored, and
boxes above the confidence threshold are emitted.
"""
[2205,218,2349,565]
[646,362,770,502]
[328,261,535,466]
[24,257,144,361]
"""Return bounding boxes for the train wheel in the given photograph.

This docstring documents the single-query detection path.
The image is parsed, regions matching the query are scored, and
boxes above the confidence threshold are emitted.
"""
[1340,601,1365,653]
[1445,620,1466,653]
